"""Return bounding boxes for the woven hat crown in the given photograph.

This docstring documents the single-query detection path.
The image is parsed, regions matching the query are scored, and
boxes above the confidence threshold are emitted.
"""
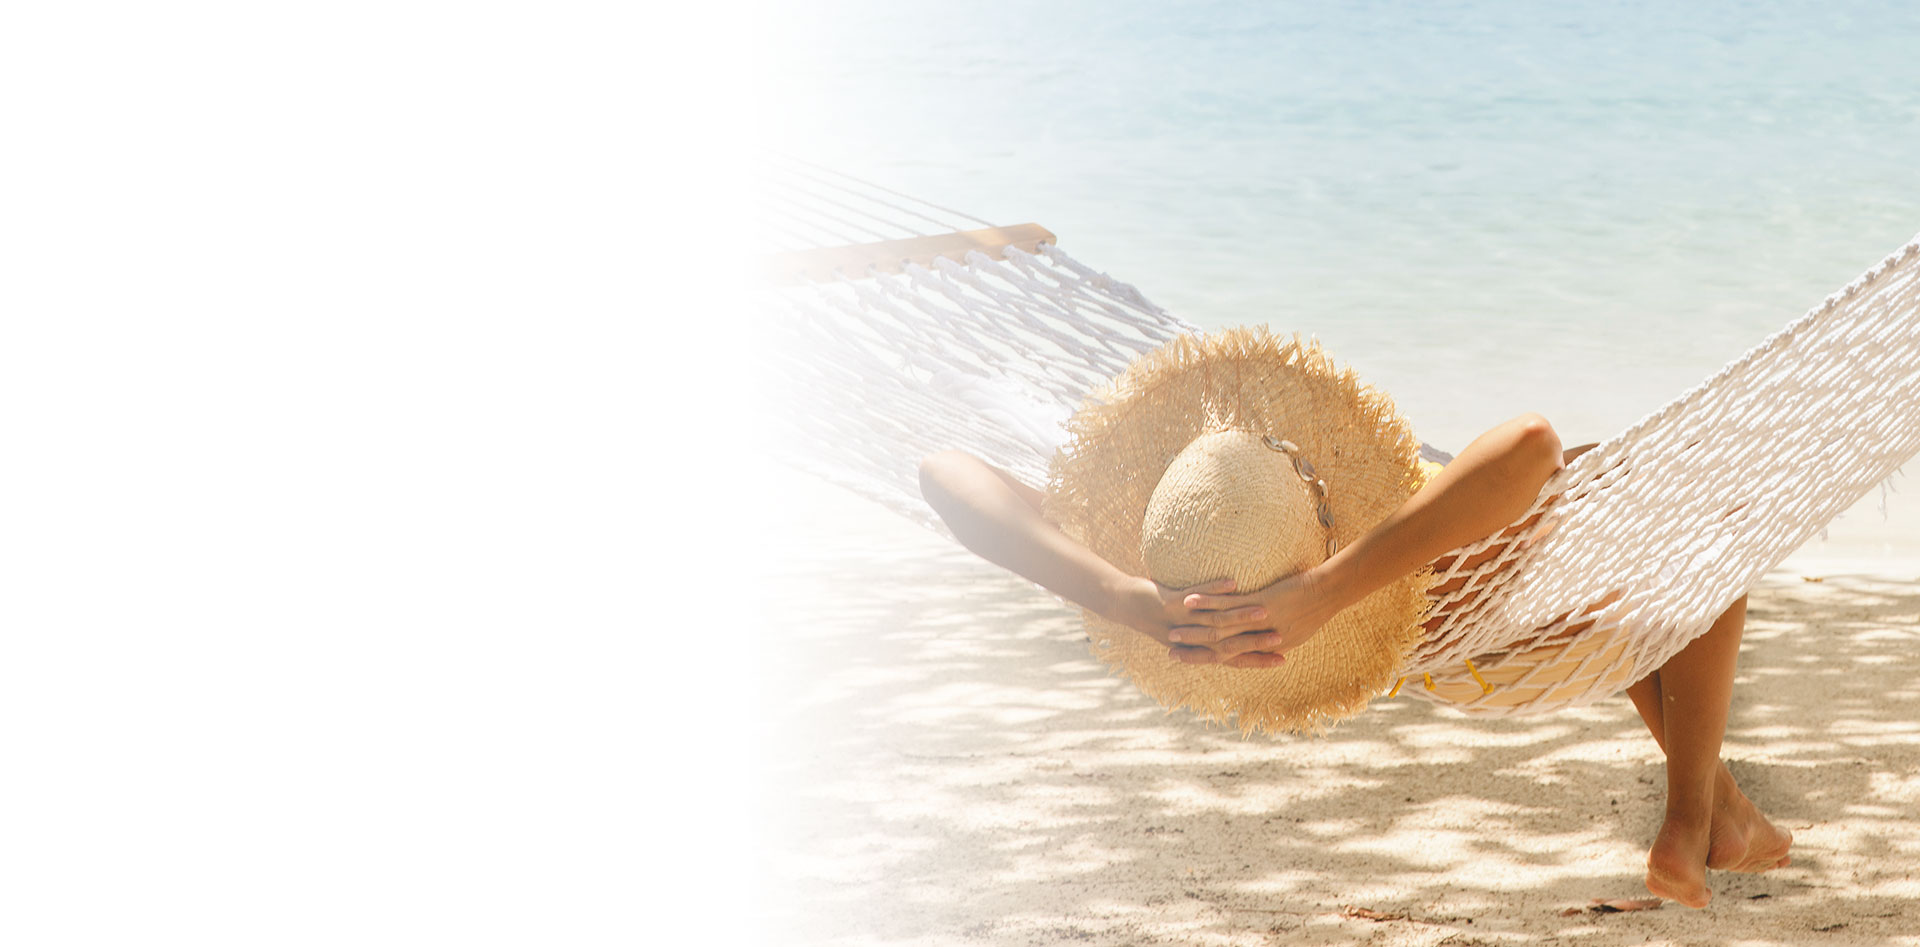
[1142,431,1324,591]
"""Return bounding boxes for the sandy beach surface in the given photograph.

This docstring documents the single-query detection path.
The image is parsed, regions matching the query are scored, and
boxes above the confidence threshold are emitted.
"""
[760,475,1920,946]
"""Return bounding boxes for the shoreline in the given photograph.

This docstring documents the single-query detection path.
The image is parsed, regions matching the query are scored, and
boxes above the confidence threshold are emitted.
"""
[1771,553,1920,582]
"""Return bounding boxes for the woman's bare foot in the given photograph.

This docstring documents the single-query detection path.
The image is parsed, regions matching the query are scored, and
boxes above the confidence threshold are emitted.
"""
[1704,766,1793,874]
[1645,764,1793,907]
[1646,808,1714,907]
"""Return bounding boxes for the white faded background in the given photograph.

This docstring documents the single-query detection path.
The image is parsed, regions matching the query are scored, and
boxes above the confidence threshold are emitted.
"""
[4,3,753,944]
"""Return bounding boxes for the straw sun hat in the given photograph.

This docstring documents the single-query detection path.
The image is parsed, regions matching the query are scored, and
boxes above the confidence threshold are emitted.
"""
[1043,327,1433,734]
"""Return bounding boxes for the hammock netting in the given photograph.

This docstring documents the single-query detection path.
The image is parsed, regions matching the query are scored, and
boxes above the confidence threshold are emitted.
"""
[762,159,1920,720]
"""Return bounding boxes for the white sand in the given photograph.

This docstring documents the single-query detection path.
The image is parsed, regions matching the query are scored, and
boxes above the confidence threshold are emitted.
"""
[761,477,1920,946]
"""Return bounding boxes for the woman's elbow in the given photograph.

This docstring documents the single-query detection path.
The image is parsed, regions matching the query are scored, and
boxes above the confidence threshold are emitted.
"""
[919,450,974,505]
[1509,413,1564,476]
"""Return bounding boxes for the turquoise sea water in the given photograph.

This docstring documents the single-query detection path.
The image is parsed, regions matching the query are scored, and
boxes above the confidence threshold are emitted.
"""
[760,0,1920,558]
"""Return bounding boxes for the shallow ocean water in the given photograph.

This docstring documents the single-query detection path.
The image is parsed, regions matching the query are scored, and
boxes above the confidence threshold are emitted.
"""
[758,0,1920,559]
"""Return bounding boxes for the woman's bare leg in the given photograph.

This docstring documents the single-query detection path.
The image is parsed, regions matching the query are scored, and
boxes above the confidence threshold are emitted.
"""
[1627,595,1792,907]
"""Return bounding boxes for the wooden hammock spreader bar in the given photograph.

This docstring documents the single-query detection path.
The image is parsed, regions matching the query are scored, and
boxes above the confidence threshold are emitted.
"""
[764,223,1058,286]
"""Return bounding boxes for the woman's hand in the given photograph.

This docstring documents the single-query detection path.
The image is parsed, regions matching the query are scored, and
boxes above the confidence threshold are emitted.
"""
[1166,569,1337,667]
[1104,575,1309,670]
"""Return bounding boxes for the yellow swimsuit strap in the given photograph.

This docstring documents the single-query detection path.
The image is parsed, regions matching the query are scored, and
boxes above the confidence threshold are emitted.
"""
[1386,660,1495,699]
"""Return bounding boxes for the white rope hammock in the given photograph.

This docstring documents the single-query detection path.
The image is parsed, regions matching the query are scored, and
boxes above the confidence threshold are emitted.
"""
[762,162,1920,718]
[1403,235,1920,714]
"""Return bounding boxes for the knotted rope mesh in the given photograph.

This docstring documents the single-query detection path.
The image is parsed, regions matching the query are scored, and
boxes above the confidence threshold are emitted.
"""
[1402,235,1920,715]
[763,169,1920,716]
[765,243,1191,528]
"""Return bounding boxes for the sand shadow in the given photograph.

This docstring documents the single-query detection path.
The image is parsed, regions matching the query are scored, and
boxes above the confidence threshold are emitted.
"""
[760,495,1920,946]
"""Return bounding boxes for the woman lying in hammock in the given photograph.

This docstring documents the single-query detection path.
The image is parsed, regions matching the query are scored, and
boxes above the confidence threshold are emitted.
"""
[918,339,1794,909]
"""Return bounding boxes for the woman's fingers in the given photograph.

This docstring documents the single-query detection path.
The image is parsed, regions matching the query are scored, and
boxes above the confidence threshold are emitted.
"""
[1157,572,1325,668]
[1165,607,1269,644]
[1206,605,1268,627]
[1169,644,1287,668]
[1182,591,1254,611]
[1168,644,1218,665]
[1171,625,1294,664]
[1212,630,1284,658]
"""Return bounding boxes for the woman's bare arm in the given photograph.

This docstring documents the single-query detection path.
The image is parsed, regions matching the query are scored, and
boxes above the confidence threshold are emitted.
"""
[1317,414,1568,614]
[921,417,1589,668]
[918,450,1277,663]
[918,450,1128,614]
[1172,414,1573,662]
